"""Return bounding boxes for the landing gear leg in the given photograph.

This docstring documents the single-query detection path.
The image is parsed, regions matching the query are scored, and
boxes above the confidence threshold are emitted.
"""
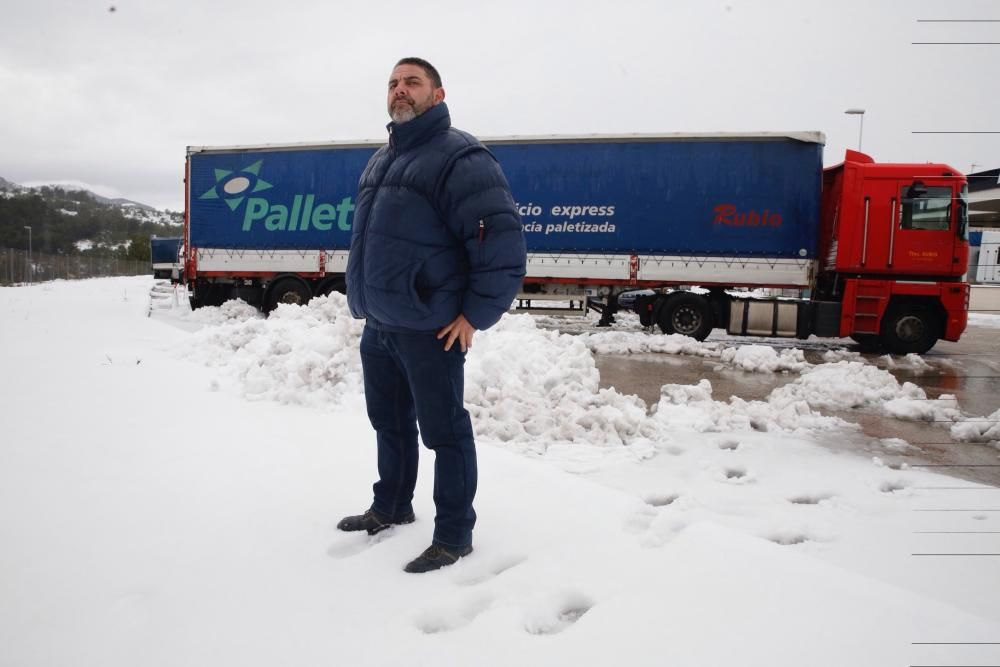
[597,293,619,327]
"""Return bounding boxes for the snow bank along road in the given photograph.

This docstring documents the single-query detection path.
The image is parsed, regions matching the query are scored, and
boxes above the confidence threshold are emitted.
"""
[584,314,1000,486]
[1,276,998,667]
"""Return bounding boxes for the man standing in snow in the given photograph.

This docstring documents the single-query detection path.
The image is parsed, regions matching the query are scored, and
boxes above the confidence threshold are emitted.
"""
[340,57,527,573]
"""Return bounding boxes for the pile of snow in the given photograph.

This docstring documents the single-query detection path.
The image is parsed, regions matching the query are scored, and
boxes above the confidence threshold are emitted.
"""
[768,360,964,422]
[171,297,995,455]
[181,295,364,411]
[952,407,1000,444]
[568,321,988,432]
[651,378,849,434]
[821,348,862,363]
[466,316,658,456]
[879,352,934,372]
[181,297,260,325]
[577,329,723,357]
[720,343,809,373]
[174,300,866,463]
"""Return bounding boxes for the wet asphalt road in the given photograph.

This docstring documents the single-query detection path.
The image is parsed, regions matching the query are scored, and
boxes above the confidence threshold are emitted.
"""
[590,323,1000,487]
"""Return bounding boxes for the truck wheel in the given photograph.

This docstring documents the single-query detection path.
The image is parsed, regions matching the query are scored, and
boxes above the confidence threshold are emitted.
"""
[190,283,227,309]
[659,293,715,341]
[879,307,939,355]
[316,278,346,297]
[849,333,880,351]
[265,278,311,312]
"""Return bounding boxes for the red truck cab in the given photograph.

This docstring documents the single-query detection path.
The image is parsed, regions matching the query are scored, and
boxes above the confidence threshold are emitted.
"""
[818,150,970,353]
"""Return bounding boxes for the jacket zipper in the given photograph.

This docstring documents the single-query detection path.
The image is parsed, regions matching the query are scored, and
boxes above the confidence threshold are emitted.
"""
[478,218,486,263]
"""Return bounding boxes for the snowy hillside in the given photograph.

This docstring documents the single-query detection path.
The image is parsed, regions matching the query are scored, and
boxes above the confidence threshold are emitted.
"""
[1,276,998,667]
[0,175,180,219]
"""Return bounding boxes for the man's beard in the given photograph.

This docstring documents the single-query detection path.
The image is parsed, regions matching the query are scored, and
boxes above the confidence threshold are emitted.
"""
[390,102,417,124]
[389,93,433,124]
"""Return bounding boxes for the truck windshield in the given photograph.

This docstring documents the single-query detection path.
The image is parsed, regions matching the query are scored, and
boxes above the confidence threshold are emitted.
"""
[900,184,952,231]
[958,184,969,240]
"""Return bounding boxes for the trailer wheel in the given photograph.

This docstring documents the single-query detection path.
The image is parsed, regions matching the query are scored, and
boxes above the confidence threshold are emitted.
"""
[316,278,346,297]
[190,282,228,309]
[265,278,312,312]
[879,307,939,355]
[659,293,715,341]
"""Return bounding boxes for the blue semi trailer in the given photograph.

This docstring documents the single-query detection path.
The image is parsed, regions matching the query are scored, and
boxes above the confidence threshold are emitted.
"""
[150,236,183,281]
[184,134,969,352]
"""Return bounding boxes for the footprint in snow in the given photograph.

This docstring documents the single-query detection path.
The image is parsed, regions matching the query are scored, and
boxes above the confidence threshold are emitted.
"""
[644,493,679,508]
[721,466,753,483]
[879,480,909,494]
[624,505,658,534]
[637,516,689,548]
[454,554,527,586]
[326,529,395,560]
[767,533,811,546]
[788,493,833,505]
[523,592,594,635]
[414,594,493,634]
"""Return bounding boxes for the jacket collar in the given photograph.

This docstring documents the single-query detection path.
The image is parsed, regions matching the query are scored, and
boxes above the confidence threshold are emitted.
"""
[387,102,451,152]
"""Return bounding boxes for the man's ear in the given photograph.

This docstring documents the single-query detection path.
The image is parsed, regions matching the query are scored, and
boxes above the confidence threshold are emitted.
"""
[434,87,446,105]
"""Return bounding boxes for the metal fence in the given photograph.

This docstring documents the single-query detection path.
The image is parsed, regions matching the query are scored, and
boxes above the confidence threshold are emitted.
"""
[0,247,149,286]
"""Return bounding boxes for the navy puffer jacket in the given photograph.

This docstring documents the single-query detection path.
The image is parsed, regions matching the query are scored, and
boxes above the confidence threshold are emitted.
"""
[346,102,526,332]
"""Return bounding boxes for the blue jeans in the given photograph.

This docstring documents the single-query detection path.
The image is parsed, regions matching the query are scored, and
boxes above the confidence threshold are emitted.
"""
[360,324,477,549]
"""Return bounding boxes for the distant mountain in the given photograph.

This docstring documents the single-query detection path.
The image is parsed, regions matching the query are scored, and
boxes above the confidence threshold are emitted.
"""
[0,177,166,214]
[0,175,28,194]
[0,177,182,260]
[93,194,159,213]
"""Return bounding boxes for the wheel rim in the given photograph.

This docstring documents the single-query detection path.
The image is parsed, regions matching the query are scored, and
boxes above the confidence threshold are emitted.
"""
[894,315,926,343]
[279,291,302,305]
[672,305,702,335]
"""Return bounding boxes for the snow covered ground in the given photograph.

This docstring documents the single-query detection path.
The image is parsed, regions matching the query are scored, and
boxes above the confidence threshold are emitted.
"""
[2,276,999,667]
[970,312,1000,330]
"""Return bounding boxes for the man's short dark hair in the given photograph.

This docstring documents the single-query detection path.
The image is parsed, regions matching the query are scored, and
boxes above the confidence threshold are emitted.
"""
[395,57,442,88]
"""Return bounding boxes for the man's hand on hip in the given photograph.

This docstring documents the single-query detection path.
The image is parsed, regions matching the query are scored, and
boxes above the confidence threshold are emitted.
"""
[437,314,477,352]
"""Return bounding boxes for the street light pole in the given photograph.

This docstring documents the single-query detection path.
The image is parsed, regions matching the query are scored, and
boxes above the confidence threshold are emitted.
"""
[23,225,32,283]
[845,108,865,151]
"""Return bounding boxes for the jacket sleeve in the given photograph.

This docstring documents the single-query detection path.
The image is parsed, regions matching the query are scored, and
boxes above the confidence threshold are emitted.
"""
[437,146,527,331]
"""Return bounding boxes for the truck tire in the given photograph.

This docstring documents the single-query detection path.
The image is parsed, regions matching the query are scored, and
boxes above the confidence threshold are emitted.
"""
[316,277,346,297]
[265,277,312,312]
[658,293,715,341]
[879,307,939,355]
[189,282,228,309]
[849,333,880,351]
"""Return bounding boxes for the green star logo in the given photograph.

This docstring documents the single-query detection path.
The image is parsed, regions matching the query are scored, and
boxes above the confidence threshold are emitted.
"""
[199,159,273,211]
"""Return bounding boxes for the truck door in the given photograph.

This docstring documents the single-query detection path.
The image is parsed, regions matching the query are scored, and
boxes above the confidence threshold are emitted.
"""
[886,180,959,276]
[855,176,898,270]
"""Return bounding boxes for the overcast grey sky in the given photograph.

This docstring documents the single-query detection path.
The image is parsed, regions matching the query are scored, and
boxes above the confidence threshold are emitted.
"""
[1,0,998,211]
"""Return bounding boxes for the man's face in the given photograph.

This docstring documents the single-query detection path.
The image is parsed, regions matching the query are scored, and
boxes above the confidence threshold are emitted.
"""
[387,63,445,124]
